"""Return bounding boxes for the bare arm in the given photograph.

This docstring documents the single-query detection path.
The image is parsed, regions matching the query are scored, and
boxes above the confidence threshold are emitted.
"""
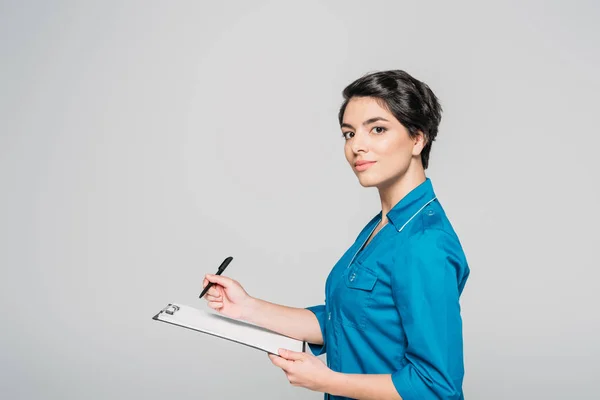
[241,298,323,344]
[203,274,323,345]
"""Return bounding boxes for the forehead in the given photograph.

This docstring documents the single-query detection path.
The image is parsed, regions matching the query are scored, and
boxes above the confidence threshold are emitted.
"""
[343,96,394,122]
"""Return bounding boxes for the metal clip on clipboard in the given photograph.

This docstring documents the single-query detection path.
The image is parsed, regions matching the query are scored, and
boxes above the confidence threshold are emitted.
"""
[163,304,180,315]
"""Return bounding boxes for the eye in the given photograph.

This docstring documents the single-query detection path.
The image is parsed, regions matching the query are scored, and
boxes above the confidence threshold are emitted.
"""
[342,131,355,140]
[372,126,387,134]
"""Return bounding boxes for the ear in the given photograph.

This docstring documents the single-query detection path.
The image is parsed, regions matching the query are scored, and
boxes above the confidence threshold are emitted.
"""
[412,131,427,156]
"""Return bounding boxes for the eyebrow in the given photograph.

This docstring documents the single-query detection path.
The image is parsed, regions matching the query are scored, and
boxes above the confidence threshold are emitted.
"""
[340,117,390,130]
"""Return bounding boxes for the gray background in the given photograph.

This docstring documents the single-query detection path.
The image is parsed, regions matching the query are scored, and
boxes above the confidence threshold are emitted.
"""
[1,1,598,399]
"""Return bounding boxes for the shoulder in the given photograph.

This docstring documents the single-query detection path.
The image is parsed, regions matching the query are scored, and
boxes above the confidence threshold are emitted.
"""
[397,199,463,252]
[392,200,469,282]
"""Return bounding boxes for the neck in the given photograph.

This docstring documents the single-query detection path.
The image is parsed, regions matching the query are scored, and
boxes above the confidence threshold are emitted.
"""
[377,164,426,221]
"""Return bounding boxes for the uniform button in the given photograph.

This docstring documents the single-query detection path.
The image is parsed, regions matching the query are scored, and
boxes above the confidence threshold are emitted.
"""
[350,273,356,281]
[328,312,331,320]
[426,209,435,216]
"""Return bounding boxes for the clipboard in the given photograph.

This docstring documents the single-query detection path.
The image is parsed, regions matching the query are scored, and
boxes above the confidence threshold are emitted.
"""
[153,303,306,354]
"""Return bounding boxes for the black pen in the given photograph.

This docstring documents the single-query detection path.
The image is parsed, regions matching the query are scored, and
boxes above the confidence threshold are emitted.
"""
[199,256,233,299]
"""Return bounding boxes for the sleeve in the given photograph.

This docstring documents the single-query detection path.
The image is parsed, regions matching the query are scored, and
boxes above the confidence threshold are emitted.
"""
[305,304,327,356]
[390,230,469,400]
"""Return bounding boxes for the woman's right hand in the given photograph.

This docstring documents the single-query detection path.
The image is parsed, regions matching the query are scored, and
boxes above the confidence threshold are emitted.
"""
[202,274,253,320]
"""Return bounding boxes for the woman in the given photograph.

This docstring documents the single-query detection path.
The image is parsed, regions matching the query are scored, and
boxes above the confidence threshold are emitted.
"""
[202,70,470,400]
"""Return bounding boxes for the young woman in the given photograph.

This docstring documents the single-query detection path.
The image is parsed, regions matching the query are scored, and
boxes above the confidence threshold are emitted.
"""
[202,70,470,400]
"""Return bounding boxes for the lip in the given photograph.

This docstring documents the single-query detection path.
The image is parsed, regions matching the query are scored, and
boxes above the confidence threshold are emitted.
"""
[354,160,376,171]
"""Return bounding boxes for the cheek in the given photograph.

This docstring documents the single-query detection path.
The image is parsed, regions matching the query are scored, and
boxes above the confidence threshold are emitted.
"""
[375,137,413,164]
[376,137,408,156]
[344,144,353,162]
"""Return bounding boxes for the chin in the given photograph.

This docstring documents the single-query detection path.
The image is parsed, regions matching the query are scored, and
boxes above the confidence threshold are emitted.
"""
[356,175,382,188]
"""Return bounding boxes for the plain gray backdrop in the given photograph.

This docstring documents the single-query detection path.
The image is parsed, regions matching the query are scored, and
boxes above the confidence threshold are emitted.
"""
[1,1,599,399]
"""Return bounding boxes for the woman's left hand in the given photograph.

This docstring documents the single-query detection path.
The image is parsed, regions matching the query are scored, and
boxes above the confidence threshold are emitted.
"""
[268,348,335,392]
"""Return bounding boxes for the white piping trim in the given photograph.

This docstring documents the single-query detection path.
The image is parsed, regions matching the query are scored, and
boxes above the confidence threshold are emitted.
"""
[397,196,437,233]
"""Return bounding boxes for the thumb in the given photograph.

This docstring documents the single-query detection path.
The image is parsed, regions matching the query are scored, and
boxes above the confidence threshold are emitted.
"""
[205,274,234,288]
[278,348,306,361]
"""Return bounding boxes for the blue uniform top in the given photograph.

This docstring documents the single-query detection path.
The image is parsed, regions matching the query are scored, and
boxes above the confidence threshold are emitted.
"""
[306,178,470,400]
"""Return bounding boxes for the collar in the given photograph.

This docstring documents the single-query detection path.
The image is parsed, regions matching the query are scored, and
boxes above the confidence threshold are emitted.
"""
[385,177,437,232]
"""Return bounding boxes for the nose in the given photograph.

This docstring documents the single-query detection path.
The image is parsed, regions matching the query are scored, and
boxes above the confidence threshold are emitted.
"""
[351,130,369,154]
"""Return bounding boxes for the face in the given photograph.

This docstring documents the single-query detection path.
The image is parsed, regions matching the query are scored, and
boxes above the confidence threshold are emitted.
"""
[341,96,425,188]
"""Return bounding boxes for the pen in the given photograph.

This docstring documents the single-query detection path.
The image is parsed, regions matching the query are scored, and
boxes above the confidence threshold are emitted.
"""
[199,256,233,299]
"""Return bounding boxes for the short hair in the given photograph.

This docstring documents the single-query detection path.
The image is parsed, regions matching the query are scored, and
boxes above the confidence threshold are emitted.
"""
[338,70,442,169]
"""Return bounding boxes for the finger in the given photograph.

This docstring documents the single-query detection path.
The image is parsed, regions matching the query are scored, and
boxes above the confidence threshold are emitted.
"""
[286,373,297,386]
[205,291,222,299]
[205,294,222,302]
[202,278,208,288]
[205,274,235,288]
[207,286,220,297]
[268,353,280,365]
[278,348,306,361]
[268,353,291,370]
[207,301,223,310]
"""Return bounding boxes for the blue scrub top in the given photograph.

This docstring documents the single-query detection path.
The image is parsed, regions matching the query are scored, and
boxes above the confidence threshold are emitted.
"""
[306,178,470,400]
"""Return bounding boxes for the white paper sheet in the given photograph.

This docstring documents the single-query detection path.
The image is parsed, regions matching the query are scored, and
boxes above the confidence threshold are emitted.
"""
[153,303,306,354]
